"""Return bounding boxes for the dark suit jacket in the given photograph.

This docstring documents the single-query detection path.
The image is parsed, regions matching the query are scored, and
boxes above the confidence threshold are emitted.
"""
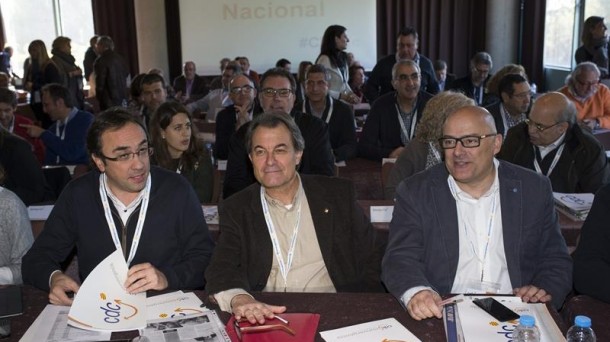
[486,101,508,136]
[173,74,209,102]
[382,161,572,309]
[449,74,491,105]
[206,175,383,294]
[214,105,239,160]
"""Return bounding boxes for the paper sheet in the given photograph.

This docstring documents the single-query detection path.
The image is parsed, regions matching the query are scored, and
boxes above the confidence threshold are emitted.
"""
[320,317,421,342]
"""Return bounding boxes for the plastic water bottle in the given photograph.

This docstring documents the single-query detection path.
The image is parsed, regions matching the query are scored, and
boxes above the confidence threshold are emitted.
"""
[566,315,596,342]
[513,315,540,342]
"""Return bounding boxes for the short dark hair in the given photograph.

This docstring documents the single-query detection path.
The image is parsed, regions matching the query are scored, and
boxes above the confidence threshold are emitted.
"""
[140,72,165,88]
[260,67,297,92]
[498,74,528,98]
[0,88,17,107]
[306,64,330,81]
[397,26,419,40]
[434,59,447,71]
[87,108,148,166]
[275,58,291,68]
[42,83,73,108]
[96,35,114,50]
[245,111,305,153]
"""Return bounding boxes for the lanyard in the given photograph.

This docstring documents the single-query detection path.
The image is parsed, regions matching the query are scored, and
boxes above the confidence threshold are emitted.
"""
[428,142,442,164]
[302,97,334,124]
[395,103,418,142]
[448,178,499,282]
[55,115,71,164]
[533,144,565,177]
[99,173,151,266]
[259,186,303,289]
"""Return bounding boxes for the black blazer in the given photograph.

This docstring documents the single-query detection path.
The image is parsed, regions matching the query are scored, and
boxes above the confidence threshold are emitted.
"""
[173,74,209,102]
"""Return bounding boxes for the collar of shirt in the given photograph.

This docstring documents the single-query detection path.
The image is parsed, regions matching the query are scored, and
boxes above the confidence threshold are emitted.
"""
[62,107,79,126]
[103,173,146,224]
[448,158,500,204]
[263,174,302,210]
[537,131,567,159]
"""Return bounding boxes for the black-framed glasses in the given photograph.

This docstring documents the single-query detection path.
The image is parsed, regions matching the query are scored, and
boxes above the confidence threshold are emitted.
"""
[394,73,420,82]
[230,85,254,95]
[524,118,564,132]
[100,147,153,162]
[438,134,497,149]
[233,318,295,341]
[261,88,292,98]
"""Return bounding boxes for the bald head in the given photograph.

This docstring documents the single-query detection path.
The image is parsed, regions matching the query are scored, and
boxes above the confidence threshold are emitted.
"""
[183,61,196,80]
[530,92,576,124]
[443,105,497,135]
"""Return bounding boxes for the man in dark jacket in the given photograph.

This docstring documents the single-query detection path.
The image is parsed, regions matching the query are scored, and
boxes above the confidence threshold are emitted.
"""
[94,36,129,110]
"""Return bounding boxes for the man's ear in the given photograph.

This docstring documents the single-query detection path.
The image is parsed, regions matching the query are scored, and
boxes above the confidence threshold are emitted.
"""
[91,154,105,172]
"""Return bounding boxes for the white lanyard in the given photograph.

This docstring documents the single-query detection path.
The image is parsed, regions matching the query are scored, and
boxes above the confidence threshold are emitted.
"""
[395,103,418,141]
[449,179,499,282]
[428,142,442,164]
[533,144,565,177]
[302,97,334,124]
[99,173,151,266]
[55,115,70,164]
[260,186,303,288]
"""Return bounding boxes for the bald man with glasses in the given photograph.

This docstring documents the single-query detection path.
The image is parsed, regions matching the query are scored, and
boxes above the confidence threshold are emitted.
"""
[498,92,610,193]
[382,105,572,320]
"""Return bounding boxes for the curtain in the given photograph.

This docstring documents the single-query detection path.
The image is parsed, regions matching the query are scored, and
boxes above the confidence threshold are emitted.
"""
[376,0,487,78]
[0,5,5,50]
[520,0,546,90]
[165,0,182,83]
[91,0,139,77]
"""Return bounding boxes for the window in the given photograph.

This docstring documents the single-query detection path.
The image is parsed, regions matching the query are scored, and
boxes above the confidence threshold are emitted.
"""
[1,0,94,79]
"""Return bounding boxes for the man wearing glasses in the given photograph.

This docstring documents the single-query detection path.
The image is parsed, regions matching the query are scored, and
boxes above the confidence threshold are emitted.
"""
[382,105,572,320]
[23,108,215,306]
[559,62,610,130]
[215,74,258,160]
[498,92,609,193]
[485,74,532,137]
[222,68,335,199]
[450,52,493,106]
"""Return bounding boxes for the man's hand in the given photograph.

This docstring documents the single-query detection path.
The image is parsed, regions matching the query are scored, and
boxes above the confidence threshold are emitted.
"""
[231,294,286,324]
[514,285,552,304]
[580,119,597,132]
[49,272,80,306]
[124,263,168,294]
[19,124,45,138]
[389,146,405,159]
[406,290,443,320]
[235,104,251,129]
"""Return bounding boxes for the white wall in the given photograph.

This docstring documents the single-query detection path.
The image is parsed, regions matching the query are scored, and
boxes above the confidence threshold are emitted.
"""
[134,0,169,77]
[486,0,520,72]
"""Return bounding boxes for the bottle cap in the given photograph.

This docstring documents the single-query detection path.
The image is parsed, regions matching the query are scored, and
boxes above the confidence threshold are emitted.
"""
[575,315,592,328]
[519,315,535,327]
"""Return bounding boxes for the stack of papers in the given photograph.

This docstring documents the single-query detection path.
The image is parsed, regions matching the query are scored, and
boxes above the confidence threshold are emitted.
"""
[553,192,594,221]
[320,318,421,342]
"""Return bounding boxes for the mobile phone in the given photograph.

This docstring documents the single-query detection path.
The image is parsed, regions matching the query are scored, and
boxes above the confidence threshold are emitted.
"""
[472,297,520,322]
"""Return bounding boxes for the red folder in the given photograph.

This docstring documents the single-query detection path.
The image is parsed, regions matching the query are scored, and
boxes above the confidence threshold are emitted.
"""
[226,313,320,342]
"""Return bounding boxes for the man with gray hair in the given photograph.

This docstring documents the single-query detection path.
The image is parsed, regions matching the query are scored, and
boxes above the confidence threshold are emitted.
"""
[559,61,610,129]
[450,51,493,105]
[498,92,610,193]
[206,111,382,323]
[93,35,129,110]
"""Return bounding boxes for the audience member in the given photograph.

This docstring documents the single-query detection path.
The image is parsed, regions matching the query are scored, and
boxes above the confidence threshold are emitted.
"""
[83,35,99,83]
[573,182,610,303]
[51,36,84,109]
[0,88,45,163]
[498,92,609,193]
[365,27,439,102]
[22,108,215,306]
[222,68,335,199]
[173,61,209,104]
[433,59,455,92]
[147,68,175,99]
[0,127,51,205]
[20,83,94,165]
[295,61,313,103]
[559,62,610,130]
[0,47,16,77]
[209,57,231,90]
[383,106,572,320]
[486,73,531,137]
[358,60,432,161]
[484,63,528,106]
[187,62,242,121]
[315,25,360,104]
[150,101,213,203]
[235,56,260,86]
[450,52,493,105]
[0,172,34,285]
[126,73,146,117]
[215,74,257,160]
[206,112,382,322]
[300,64,357,161]
[24,40,63,129]
[348,65,368,103]
[0,72,9,88]
[384,91,474,199]
[140,73,167,128]
[275,58,292,72]
[575,16,609,78]
[94,36,129,110]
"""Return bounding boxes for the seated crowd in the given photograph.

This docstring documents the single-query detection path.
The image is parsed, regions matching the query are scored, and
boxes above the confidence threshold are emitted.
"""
[3,24,610,332]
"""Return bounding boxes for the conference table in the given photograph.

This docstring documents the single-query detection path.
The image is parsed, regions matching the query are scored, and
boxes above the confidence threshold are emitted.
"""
[7,286,568,342]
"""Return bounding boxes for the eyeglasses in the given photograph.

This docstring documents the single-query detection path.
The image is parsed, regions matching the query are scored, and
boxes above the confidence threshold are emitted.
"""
[575,78,599,88]
[230,85,254,95]
[233,318,295,340]
[438,134,497,149]
[100,147,153,162]
[472,66,490,75]
[524,118,564,132]
[394,73,419,82]
[261,88,292,98]
[511,91,533,100]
